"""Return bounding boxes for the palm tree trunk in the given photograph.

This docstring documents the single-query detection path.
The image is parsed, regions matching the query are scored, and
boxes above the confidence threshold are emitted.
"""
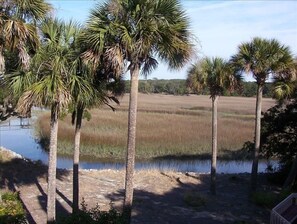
[73,106,83,214]
[124,64,139,223]
[251,84,263,192]
[0,45,5,74]
[47,104,59,223]
[210,96,218,195]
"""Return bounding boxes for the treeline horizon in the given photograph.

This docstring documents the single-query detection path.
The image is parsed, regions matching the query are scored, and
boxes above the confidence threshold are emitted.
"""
[123,79,273,97]
[0,79,273,105]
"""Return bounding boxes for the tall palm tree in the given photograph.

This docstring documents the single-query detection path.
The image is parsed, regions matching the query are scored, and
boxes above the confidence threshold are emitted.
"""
[231,37,295,191]
[187,57,241,195]
[85,0,193,221]
[17,19,76,222]
[0,0,52,74]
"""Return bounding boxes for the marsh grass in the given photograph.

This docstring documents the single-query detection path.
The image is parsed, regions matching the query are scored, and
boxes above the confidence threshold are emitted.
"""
[36,94,275,160]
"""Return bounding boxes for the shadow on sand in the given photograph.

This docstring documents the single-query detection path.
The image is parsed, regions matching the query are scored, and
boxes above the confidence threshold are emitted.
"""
[105,172,271,224]
[0,155,273,224]
[0,157,70,223]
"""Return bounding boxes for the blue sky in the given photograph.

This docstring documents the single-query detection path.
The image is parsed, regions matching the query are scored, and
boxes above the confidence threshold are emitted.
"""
[49,0,297,80]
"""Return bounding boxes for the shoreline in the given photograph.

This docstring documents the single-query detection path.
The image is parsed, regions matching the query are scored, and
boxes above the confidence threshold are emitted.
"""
[1,146,274,176]
[0,146,273,223]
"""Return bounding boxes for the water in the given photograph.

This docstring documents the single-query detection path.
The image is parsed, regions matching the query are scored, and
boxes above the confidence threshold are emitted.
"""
[0,117,276,173]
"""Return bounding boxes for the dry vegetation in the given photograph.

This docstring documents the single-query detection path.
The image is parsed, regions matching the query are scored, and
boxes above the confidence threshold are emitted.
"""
[36,94,276,160]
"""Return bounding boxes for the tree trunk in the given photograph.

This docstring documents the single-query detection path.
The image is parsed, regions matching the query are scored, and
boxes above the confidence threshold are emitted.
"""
[47,104,59,223]
[0,45,5,74]
[283,156,297,189]
[73,106,83,214]
[251,84,263,192]
[124,64,139,223]
[210,96,218,195]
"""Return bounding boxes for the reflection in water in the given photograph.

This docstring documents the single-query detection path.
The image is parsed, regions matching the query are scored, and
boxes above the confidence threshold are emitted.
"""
[0,118,276,173]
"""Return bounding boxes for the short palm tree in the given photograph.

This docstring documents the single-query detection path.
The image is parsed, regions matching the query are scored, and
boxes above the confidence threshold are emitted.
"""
[0,0,51,74]
[69,55,124,213]
[71,25,126,214]
[231,37,295,191]
[85,0,193,221]
[69,59,95,214]
[187,57,241,195]
[17,19,76,222]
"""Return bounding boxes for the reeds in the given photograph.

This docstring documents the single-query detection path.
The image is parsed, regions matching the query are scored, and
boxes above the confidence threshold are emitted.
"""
[36,94,275,160]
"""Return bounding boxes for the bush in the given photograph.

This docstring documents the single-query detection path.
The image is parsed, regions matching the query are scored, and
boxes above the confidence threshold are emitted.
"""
[251,190,291,209]
[59,200,127,224]
[0,191,27,224]
[183,191,206,208]
[251,191,278,208]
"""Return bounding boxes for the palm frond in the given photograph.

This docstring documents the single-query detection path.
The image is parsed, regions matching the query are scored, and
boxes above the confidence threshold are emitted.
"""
[273,79,296,101]
[15,0,52,21]
[6,70,36,98]
[141,56,158,78]
[104,44,125,77]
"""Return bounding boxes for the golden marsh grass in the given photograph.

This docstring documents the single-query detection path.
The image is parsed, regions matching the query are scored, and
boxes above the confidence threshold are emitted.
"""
[36,94,276,160]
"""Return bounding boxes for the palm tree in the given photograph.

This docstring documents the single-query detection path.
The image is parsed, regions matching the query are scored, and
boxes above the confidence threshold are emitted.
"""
[0,0,52,74]
[231,37,295,191]
[17,19,76,222]
[69,56,124,214]
[187,57,241,195]
[69,25,125,213]
[69,61,95,214]
[85,0,193,221]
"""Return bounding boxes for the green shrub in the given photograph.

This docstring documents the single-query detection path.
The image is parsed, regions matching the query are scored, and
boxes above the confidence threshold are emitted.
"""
[59,200,127,224]
[251,191,277,208]
[183,191,206,208]
[251,190,292,209]
[0,191,26,224]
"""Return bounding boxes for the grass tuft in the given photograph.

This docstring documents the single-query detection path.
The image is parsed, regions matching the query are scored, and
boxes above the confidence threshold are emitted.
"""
[183,191,206,208]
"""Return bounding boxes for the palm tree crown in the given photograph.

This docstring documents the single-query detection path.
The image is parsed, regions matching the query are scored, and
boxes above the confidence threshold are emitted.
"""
[85,0,193,73]
[187,57,241,98]
[231,37,294,85]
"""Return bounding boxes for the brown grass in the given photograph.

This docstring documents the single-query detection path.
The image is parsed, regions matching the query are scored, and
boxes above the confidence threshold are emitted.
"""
[36,94,276,160]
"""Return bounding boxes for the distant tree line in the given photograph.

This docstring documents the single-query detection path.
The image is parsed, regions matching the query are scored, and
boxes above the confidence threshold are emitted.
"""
[123,79,273,97]
[0,78,274,108]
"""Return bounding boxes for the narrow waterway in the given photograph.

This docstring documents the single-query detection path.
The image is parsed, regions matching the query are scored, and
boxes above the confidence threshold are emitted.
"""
[0,117,275,173]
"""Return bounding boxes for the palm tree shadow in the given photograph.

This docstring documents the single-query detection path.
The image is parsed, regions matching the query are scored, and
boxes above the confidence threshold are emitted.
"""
[104,173,270,224]
[0,157,70,222]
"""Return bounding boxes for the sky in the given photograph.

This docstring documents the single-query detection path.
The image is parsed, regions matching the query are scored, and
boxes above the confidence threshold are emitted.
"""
[49,0,297,81]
